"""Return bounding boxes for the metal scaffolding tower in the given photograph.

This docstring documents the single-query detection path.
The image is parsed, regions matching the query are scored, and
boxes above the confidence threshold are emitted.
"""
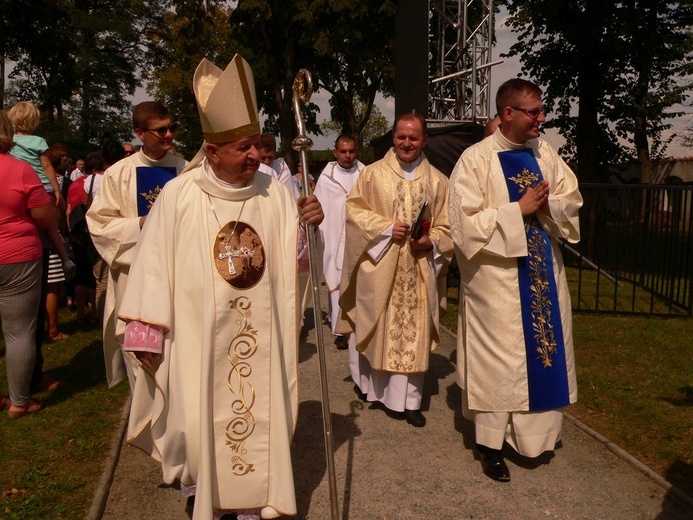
[428,0,500,127]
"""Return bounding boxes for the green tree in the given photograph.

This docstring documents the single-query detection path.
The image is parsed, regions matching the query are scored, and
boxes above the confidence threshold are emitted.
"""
[500,1,692,182]
[143,0,236,158]
[311,0,396,149]
[1,0,148,154]
[229,0,322,172]
[321,99,389,149]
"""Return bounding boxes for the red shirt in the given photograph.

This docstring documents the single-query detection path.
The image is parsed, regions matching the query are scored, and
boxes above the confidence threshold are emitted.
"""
[0,154,52,264]
[67,175,87,210]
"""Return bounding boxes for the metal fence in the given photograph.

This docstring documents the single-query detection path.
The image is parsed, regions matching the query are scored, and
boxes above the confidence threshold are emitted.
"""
[562,183,693,317]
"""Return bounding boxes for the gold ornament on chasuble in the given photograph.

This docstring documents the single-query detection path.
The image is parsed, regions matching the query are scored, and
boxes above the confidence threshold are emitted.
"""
[140,186,163,211]
[214,222,265,289]
[386,179,428,372]
[526,226,558,368]
[224,296,259,476]
[508,168,559,369]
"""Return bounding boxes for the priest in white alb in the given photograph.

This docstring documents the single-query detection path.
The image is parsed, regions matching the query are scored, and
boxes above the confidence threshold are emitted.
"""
[449,78,582,482]
[116,55,323,520]
[314,134,364,362]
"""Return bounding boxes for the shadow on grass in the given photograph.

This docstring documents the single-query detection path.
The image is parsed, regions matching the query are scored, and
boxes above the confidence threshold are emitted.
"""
[39,339,107,406]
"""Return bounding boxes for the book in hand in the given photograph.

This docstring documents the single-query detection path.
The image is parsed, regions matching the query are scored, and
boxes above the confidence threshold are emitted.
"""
[411,201,431,239]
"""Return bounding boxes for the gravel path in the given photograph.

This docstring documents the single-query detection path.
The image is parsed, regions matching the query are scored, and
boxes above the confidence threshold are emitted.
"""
[98,290,693,519]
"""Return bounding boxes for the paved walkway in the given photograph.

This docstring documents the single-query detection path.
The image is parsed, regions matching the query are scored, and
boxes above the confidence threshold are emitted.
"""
[96,291,693,520]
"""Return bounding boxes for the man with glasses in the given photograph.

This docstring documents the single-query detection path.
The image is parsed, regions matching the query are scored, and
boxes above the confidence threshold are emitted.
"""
[449,78,583,481]
[87,101,187,389]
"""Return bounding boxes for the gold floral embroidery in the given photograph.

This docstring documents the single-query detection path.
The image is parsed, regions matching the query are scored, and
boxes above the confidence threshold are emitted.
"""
[387,180,425,372]
[526,225,557,367]
[225,296,258,475]
[139,186,163,210]
[509,167,540,194]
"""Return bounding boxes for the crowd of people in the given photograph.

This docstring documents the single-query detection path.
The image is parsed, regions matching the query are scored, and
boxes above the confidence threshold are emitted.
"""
[0,56,582,520]
[0,100,138,419]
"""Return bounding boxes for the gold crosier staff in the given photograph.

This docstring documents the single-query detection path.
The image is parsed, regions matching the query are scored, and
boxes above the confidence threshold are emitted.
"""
[292,69,339,520]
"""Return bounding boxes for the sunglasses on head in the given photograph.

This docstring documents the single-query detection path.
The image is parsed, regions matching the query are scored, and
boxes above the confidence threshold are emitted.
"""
[143,122,180,137]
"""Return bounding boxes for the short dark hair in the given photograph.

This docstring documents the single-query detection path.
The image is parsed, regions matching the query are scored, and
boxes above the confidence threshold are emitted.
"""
[393,112,427,135]
[102,138,126,166]
[84,151,105,174]
[496,78,542,116]
[133,101,170,130]
[334,134,356,148]
[259,132,276,151]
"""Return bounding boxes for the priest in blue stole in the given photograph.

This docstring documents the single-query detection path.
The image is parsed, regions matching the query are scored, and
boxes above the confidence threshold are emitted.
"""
[87,101,187,389]
[449,79,582,482]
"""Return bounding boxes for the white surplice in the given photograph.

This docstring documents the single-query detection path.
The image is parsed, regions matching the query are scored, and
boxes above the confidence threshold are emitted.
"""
[86,150,187,388]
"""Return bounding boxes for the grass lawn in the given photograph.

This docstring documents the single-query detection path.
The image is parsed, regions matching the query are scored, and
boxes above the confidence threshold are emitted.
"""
[442,284,693,497]
[1,290,691,517]
[0,310,129,519]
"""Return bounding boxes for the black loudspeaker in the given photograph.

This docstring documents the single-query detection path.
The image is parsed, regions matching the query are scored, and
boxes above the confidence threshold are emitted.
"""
[395,0,429,119]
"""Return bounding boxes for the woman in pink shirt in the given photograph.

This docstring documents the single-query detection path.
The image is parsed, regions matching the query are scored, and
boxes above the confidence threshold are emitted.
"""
[0,112,56,419]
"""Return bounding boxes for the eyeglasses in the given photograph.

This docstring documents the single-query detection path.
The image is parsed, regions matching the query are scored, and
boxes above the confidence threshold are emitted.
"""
[123,149,135,156]
[143,122,179,137]
[510,106,545,119]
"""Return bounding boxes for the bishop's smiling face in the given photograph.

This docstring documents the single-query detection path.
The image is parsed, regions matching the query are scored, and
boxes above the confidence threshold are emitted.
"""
[206,134,261,184]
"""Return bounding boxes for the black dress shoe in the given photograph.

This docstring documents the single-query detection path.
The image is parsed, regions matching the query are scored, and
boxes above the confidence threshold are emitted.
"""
[404,409,426,427]
[478,448,511,482]
[353,384,367,402]
[335,335,348,350]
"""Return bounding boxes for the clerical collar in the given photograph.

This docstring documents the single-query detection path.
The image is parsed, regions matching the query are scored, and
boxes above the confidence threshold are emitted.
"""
[496,130,531,150]
[334,161,360,175]
[204,160,247,189]
[140,150,170,164]
[396,155,422,179]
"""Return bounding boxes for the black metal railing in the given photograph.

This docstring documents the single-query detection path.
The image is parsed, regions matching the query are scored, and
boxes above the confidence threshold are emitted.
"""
[562,184,693,317]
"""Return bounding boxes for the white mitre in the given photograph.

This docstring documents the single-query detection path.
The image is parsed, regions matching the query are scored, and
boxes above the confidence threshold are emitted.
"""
[183,55,261,173]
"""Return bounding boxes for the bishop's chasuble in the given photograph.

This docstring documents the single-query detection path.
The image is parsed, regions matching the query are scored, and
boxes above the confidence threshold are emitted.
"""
[449,130,582,414]
[117,163,300,520]
[338,149,453,374]
[87,150,187,387]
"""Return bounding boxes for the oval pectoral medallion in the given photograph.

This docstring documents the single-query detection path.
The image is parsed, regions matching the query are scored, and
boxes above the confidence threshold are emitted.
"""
[214,221,265,289]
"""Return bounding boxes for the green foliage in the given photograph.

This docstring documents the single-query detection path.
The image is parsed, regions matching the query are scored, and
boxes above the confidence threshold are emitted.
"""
[443,286,693,495]
[310,0,396,148]
[1,0,148,155]
[0,313,129,519]
[321,99,390,148]
[143,0,236,158]
[499,1,693,181]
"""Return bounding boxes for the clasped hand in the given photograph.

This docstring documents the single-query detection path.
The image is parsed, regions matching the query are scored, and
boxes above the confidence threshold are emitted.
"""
[298,194,324,227]
[518,180,550,216]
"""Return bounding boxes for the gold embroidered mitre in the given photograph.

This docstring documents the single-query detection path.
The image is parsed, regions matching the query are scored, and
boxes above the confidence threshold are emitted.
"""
[193,55,260,144]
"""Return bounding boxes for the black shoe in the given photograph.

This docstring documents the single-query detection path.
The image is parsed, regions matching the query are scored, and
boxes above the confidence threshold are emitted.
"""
[404,409,426,427]
[478,446,511,482]
[353,384,367,402]
[335,335,348,350]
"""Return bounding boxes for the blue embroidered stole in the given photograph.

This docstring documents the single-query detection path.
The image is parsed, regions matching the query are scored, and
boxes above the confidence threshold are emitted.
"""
[498,148,569,411]
[136,166,177,216]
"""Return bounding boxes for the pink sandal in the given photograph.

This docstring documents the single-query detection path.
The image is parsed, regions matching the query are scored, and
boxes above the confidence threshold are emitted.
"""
[7,398,43,419]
